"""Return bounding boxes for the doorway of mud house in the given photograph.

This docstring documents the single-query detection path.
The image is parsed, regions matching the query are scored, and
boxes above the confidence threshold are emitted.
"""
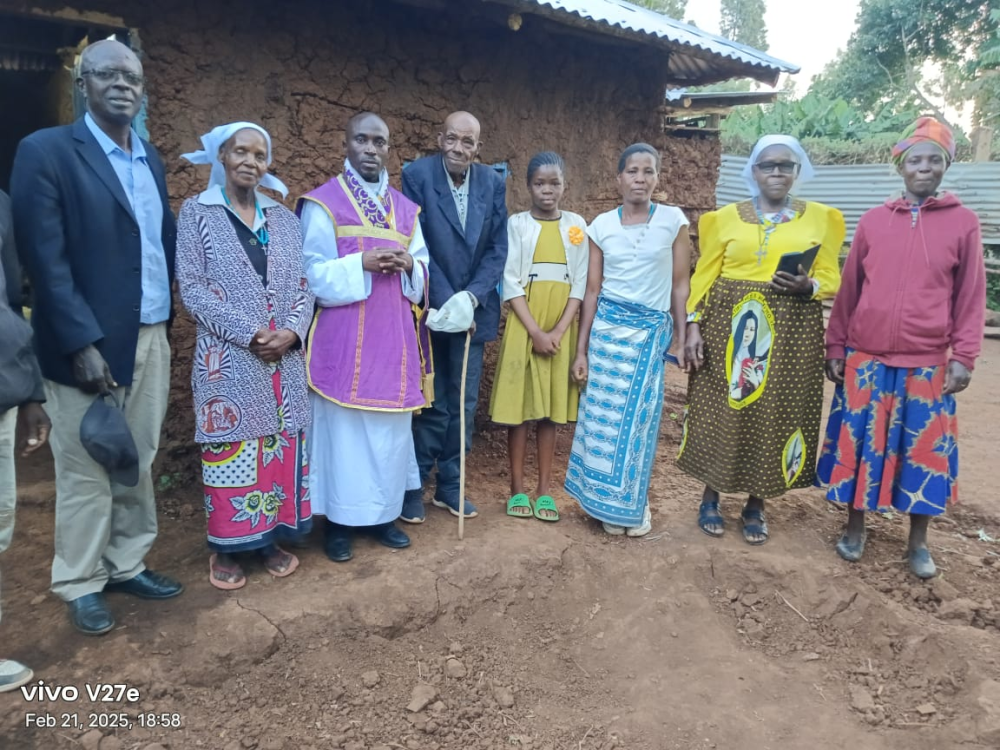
[0,11,139,192]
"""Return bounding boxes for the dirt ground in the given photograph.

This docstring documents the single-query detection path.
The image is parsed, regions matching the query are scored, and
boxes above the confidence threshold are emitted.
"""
[1,340,998,750]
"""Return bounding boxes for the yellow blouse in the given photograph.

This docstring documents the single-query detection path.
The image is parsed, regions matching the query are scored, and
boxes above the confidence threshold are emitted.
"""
[688,199,845,317]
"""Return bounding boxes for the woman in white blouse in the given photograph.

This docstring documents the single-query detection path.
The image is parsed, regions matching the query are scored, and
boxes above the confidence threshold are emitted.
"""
[564,143,692,536]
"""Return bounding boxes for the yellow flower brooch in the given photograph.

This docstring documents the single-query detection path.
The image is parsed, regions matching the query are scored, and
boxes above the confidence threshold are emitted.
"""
[568,226,585,246]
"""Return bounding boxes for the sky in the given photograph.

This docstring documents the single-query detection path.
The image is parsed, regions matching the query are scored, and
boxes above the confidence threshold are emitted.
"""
[684,0,862,92]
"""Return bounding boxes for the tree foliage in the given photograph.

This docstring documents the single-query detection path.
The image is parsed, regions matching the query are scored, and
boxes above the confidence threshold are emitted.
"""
[723,92,918,143]
[631,0,688,20]
[809,0,997,124]
[720,92,927,164]
[720,0,768,51]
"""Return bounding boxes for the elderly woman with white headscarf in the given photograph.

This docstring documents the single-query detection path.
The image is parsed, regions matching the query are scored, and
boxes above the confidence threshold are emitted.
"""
[677,135,844,545]
[177,122,314,590]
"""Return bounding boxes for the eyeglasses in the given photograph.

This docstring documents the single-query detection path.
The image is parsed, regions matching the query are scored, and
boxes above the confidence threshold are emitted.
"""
[81,68,145,87]
[754,161,799,175]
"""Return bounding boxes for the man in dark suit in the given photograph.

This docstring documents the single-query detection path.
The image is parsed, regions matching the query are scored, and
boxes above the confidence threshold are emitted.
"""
[11,39,182,636]
[401,111,508,522]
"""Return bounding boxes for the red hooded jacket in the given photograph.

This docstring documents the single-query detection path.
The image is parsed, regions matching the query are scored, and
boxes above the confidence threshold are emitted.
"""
[826,192,986,370]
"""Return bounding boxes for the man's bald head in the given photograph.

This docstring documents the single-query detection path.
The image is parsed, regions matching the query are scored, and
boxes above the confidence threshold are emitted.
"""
[79,39,142,73]
[345,111,390,182]
[442,111,481,139]
[438,111,482,182]
[77,39,144,129]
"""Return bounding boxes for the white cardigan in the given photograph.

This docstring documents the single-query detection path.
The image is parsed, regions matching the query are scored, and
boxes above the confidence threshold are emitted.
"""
[502,210,590,302]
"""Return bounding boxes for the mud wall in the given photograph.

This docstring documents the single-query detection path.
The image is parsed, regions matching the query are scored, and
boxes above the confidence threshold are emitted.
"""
[0,0,720,463]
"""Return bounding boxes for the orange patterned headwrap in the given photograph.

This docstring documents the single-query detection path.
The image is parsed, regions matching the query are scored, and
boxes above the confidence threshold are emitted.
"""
[891,117,955,165]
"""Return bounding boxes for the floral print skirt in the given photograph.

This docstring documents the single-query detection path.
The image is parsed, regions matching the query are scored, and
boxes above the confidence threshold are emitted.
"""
[816,349,958,516]
[202,368,312,553]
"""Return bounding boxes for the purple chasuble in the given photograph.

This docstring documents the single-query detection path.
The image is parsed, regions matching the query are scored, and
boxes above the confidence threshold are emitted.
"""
[299,173,432,411]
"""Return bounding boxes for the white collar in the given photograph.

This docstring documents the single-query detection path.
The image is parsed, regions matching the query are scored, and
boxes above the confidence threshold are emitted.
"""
[197,184,279,232]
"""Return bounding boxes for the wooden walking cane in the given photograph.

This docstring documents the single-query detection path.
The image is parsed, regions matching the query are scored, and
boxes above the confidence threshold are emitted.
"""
[458,329,472,541]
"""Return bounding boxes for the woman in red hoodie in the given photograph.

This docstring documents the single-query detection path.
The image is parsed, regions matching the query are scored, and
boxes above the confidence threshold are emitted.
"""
[818,118,986,579]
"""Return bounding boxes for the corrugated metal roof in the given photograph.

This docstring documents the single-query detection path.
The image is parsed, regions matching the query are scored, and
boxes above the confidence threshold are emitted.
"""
[495,0,798,85]
[717,155,1000,244]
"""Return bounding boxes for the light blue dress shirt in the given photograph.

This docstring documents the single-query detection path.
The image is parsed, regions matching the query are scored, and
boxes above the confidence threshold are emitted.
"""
[85,113,170,324]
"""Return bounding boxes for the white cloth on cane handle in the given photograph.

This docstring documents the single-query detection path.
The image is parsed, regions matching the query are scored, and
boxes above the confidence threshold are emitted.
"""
[426,291,476,333]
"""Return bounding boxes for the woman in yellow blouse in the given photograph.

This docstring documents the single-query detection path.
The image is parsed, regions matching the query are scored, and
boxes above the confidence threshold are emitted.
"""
[678,135,844,545]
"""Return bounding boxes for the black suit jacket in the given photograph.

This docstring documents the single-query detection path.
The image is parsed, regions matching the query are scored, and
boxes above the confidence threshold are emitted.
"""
[402,156,508,343]
[10,118,177,387]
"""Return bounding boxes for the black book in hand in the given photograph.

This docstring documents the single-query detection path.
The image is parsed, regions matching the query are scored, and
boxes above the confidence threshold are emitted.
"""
[775,244,821,276]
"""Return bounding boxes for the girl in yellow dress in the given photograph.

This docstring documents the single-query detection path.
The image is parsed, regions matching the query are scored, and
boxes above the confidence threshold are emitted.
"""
[489,152,589,521]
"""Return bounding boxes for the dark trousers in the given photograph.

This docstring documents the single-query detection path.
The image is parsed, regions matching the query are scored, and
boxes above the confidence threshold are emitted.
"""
[412,330,485,501]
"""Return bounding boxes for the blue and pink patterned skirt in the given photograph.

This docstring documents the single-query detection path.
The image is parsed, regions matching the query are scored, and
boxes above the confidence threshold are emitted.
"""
[816,349,958,516]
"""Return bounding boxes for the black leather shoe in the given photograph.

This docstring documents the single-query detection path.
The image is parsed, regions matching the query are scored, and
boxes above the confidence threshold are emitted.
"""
[324,523,353,562]
[105,570,184,600]
[67,593,115,636]
[370,522,411,549]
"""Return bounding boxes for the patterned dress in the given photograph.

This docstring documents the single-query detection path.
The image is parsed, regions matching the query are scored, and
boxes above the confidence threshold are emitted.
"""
[176,187,314,552]
[565,205,688,527]
[677,200,845,499]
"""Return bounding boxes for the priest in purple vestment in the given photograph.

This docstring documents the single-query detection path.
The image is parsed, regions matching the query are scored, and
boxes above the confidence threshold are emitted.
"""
[299,112,432,563]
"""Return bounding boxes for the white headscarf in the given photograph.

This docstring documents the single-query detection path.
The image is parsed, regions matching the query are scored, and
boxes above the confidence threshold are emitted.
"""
[741,135,816,198]
[181,122,288,198]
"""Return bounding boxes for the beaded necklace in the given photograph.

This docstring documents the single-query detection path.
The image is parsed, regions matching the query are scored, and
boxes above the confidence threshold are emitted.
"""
[222,189,269,248]
[753,196,795,265]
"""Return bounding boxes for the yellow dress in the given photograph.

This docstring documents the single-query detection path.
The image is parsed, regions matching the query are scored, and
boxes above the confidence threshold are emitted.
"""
[489,219,579,425]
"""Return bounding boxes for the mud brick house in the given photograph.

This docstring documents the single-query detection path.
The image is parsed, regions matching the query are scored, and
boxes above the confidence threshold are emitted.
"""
[0,0,794,453]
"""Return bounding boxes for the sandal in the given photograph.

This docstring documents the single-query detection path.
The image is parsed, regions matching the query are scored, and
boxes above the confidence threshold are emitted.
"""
[506,493,533,518]
[532,495,559,522]
[697,500,725,538]
[262,546,299,578]
[209,554,246,591]
[740,507,769,546]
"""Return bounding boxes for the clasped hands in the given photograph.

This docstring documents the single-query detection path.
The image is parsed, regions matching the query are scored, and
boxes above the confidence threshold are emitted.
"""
[362,247,414,276]
[530,327,564,357]
[251,329,298,363]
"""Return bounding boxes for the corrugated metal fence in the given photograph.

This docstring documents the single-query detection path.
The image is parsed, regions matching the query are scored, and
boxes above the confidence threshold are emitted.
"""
[717,156,1000,246]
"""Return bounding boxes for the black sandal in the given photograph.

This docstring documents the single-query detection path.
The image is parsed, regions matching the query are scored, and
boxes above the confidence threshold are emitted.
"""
[740,507,769,546]
[698,500,725,537]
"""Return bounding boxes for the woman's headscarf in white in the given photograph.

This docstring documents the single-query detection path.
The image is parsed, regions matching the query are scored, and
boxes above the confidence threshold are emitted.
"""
[741,135,816,198]
[181,122,288,198]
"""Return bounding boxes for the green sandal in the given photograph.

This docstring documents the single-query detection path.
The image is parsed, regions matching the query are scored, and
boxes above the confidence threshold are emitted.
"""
[506,493,533,518]
[532,495,560,522]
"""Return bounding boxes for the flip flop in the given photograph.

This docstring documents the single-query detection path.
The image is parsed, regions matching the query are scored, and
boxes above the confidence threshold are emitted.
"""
[506,493,533,518]
[532,495,560,522]
[209,554,246,591]
[697,500,725,538]
[263,547,300,578]
[740,507,769,546]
